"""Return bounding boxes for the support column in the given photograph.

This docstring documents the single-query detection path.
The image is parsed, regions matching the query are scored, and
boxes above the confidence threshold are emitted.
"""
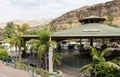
[49,36,53,73]
[90,39,93,46]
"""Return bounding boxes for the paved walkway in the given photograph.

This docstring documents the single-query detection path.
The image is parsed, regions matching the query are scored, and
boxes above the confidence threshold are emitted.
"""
[0,61,31,77]
[57,64,80,77]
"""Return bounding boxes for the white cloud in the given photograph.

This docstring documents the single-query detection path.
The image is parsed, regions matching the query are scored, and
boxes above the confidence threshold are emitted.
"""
[0,0,112,22]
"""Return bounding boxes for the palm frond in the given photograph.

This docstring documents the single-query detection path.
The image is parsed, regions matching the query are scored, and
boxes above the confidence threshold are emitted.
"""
[53,52,62,65]
[80,63,92,72]
[37,44,47,59]
[100,48,110,57]
[106,61,120,70]
[89,46,99,57]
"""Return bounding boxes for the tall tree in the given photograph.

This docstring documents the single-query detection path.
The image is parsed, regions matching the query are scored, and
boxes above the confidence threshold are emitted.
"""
[107,13,114,26]
[4,22,15,38]
[11,32,23,60]
[0,29,5,41]
[14,23,30,59]
[14,23,30,34]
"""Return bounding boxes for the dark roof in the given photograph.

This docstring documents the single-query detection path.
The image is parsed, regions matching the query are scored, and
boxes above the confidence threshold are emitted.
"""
[79,16,106,24]
[21,35,39,41]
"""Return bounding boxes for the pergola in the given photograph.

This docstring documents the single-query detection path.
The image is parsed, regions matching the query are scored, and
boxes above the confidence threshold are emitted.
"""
[21,16,120,73]
[52,16,120,40]
[49,16,120,72]
[51,16,120,46]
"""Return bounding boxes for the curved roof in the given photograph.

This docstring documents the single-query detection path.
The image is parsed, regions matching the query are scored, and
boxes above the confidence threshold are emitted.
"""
[79,16,106,24]
[52,23,120,40]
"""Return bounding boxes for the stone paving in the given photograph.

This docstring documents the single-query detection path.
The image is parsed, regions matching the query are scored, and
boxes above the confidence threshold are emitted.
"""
[0,61,31,77]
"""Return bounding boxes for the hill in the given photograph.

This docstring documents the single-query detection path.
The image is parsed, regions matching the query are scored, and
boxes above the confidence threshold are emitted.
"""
[50,0,120,31]
[0,19,52,29]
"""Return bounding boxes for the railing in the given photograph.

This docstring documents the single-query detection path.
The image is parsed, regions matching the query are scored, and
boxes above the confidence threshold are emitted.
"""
[1,58,49,77]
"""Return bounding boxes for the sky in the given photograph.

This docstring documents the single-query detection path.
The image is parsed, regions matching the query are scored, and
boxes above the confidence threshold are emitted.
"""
[0,0,112,22]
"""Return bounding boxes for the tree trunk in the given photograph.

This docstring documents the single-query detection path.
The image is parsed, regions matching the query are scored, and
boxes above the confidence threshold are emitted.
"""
[44,53,48,70]
[18,46,21,60]
[15,45,18,59]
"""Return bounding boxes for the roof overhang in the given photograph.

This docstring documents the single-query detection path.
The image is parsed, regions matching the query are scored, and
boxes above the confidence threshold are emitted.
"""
[21,35,40,41]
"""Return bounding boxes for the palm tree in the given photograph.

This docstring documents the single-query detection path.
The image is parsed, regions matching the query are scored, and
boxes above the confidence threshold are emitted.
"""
[53,52,62,69]
[14,23,30,34]
[80,46,120,76]
[27,27,62,70]
[13,23,30,60]
[26,29,50,69]
[11,32,23,60]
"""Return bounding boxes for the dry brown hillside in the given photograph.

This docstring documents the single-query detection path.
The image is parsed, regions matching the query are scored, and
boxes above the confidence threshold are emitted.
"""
[0,19,52,29]
[50,0,120,31]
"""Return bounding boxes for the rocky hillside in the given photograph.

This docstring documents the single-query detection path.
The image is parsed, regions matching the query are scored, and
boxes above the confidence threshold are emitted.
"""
[0,19,52,29]
[50,0,120,31]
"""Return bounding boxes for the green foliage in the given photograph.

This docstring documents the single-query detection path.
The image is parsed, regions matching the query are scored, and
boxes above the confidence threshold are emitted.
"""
[29,25,55,35]
[38,29,50,44]
[0,45,4,49]
[12,61,49,77]
[28,29,39,35]
[90,47,120,77]
[80,47,120,77]
[90,46,99,57]
[0,48,8,60]
[43,24,56,33]
[100,48,110,57]
[35,68,49,77]
[38,44,47,59]
[90,47,110,63]
[91,62,120,77]
[10,32,24,60]
[11,32,23,46]
[53,52,62,66]
[80,63,92,72]
[14,23,30,34]
[4,22,15,38]
[27,29,50,59]
[37,29,50,59]
[107,13,114,26]
[0,29,5,40]
[112,58,120,66]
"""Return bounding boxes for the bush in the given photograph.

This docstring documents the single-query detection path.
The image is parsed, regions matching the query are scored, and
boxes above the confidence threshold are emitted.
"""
[13,61,49,77]
[35,68,49,77]
[91,62,120,77]
[0,45,4,49]
[0,48,9,60]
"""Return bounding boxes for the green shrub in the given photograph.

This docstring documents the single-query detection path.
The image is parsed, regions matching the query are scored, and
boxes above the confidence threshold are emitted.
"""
[14,61,49,77]
[35,68,49,77]
[91,62,120,77]
[0,45,4,49]
[0,48,9,60]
